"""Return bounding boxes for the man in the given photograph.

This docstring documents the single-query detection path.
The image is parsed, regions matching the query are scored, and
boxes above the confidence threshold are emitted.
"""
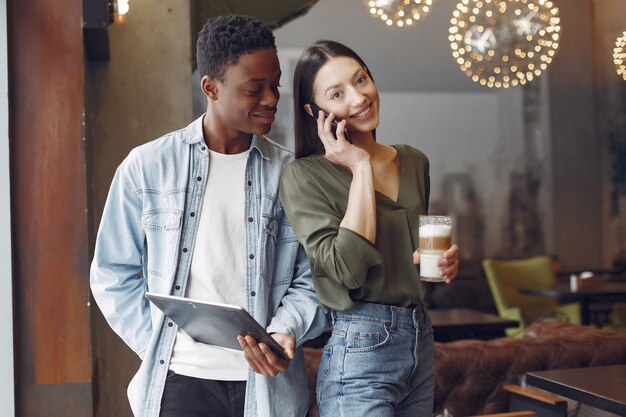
[90,14,328,417]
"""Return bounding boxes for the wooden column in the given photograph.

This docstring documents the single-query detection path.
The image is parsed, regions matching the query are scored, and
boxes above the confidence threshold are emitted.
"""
[7,0,93,416]
[548,0,602,270]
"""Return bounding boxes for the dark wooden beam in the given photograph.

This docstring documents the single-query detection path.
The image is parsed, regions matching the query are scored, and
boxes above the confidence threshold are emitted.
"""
[7,0,93,415]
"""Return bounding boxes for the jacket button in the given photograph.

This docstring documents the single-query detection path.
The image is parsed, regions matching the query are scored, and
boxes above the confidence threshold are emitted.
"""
[168,322,173,327]
[247,180,252,186]
[250,291,256,297]
[175,285,181,290]
[249,254,255,260]
[248,217,253,222]
[197,176,202,181]
[190,212,195,217]
[183,248,188,253]
[159,360,165,364]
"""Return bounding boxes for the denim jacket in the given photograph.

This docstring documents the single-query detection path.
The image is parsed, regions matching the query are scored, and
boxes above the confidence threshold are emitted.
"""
[90,115,328,417]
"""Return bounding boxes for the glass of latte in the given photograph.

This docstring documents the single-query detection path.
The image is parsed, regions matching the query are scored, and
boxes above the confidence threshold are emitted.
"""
[418,215,452,282]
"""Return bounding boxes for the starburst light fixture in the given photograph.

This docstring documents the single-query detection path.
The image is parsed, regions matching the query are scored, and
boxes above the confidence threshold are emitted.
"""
[449,0,561,88]
[614,31,626,81]
[366,0,436,28]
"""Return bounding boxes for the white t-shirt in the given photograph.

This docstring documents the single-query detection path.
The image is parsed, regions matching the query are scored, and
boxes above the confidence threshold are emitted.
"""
[169,148,250,381]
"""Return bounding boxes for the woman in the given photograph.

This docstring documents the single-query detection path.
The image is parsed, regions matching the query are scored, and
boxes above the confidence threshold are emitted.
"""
[279,40,460,417]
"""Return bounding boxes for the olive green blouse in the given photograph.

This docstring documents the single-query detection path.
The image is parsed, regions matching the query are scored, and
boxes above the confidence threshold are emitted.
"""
[279,144,430,311]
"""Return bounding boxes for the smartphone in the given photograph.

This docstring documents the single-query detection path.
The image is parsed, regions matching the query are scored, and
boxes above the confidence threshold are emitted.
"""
[309,103,352,143]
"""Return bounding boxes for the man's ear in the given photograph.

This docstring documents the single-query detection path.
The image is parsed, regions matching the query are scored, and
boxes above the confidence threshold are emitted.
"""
[201,75,218,100]
[303,104,313,117]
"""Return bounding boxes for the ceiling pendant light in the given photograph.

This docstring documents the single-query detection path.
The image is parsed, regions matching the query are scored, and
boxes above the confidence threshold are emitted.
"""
[449,0,561,88]
[366,0,436,28]
[614,31,626,81]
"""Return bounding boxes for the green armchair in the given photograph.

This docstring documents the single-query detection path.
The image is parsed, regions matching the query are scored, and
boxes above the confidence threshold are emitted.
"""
[604,302,626,332]
[482,256,581,337]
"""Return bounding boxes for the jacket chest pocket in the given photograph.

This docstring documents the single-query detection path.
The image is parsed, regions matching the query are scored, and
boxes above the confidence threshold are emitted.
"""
[261,214,298,288]
[142,209,183,278]
[262,214,297,244]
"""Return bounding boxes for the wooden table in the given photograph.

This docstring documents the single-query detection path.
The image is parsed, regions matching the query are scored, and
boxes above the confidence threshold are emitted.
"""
[527,365,626,415]
[429,308,519,342]
[519,280,626,325]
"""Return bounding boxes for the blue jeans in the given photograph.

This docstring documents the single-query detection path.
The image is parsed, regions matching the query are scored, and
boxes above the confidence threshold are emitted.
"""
[317,303,435,417]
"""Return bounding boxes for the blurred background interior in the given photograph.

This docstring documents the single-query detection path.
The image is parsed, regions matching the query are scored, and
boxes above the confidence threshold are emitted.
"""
[2,0,626,416]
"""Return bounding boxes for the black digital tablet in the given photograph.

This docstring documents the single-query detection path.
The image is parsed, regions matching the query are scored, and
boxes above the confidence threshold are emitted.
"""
[145,292,290,361]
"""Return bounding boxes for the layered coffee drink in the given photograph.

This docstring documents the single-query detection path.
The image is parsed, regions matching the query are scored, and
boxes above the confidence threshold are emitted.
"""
[418,216,452,282]
[419,225,452,252]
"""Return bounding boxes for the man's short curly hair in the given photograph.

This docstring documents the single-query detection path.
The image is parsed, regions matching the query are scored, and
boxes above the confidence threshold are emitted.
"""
[196,14,276,82]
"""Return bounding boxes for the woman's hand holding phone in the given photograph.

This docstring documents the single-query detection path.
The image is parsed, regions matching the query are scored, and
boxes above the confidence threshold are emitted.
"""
[310,103,351,143]
[313,107,370,173]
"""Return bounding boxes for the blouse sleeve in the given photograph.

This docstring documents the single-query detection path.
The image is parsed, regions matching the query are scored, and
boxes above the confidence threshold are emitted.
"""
[279,160,383,290]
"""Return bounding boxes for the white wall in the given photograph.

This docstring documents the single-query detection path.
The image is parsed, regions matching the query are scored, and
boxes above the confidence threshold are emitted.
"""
[376,90,524,256]
[0,0,15,415]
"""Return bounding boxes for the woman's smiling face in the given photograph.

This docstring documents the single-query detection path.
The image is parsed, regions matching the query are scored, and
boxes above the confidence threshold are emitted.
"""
[312,56,380,135]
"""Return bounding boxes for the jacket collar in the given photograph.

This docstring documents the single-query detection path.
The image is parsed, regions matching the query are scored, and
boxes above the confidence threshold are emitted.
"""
[183,114,270,160]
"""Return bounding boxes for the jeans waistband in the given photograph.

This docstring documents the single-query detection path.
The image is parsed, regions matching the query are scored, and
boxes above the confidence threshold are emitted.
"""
[332,302,429,328]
